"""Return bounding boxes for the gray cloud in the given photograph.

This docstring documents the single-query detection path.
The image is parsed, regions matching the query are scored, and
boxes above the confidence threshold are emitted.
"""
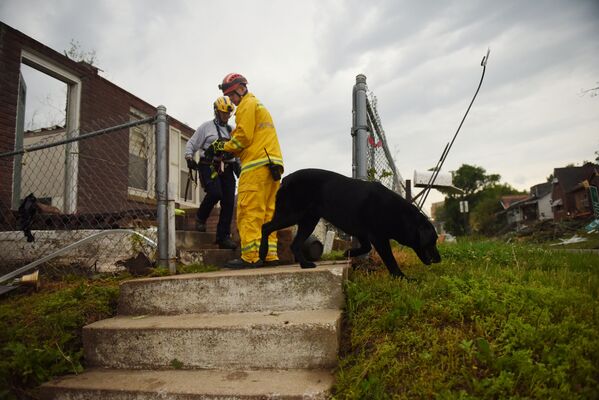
[2,0,598,214]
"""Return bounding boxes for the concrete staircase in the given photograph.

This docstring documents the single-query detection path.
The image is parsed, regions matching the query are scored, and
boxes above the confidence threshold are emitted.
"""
[174,206,242,267]
[174,208,294,267]
[176,230,241,267]
[41,262,349,399]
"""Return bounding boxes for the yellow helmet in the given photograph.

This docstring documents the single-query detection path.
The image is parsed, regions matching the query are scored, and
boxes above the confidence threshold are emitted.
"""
[214,96,234,113]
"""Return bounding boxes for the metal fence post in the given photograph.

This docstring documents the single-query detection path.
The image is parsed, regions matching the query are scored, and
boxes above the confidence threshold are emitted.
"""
[167,182,177,273]
[155,105,174,272]
[352,74,369,180]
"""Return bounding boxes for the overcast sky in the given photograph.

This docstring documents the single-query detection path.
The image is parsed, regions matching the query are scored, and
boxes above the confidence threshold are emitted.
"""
[2,0,598,215]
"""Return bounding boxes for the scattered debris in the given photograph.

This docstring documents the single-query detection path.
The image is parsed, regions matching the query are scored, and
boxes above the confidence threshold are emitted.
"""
[585,219,599,233]
[550,235,588,246]
[115,252,153,276]
[438,233,457,243]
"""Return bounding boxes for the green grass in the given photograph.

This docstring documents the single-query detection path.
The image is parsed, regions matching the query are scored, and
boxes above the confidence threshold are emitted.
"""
[0,274,123,399]
[333,240,599,399]
[322,250,348,261]
[0,262,218,399]
[149,263,220,277]
[3,242,598,399]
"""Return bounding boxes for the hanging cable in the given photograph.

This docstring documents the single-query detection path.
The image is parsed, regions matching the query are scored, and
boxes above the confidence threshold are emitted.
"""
[417,48,491,210]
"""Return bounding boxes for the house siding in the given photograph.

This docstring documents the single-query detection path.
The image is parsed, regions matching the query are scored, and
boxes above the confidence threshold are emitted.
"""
[551,164,599,221]
[537,193,553,220]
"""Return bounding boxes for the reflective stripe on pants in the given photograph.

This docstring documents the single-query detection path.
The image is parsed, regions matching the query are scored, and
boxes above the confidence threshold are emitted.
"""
[237,166,280,262]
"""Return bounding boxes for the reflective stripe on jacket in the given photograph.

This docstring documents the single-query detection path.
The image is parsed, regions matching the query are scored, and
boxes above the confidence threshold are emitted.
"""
[223,93,284,175]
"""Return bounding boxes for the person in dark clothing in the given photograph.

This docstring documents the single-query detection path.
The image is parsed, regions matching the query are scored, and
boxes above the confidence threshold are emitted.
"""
[185,96,240,250]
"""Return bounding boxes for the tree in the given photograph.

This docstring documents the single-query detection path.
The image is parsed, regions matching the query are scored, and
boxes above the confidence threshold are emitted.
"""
[447,164,500,198]
[580,82,599,98]
[25,40,98,131]
[438,164,520,236]
[26,92,66,130]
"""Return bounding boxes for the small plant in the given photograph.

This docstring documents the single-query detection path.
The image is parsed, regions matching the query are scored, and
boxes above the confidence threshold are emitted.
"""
[321,250,346,261]
[128,233,145,254]
[178,263,219,274]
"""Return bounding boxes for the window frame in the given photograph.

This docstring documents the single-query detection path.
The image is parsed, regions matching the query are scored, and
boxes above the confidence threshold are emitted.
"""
[127,108,155,199]
[170,127,202,207]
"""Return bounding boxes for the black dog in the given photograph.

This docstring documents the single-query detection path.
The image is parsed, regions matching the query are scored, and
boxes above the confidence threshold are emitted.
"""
[259,169,441,278]
[18,193,38,243]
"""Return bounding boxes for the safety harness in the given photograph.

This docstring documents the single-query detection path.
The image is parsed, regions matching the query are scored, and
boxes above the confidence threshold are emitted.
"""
[184,120,235,202]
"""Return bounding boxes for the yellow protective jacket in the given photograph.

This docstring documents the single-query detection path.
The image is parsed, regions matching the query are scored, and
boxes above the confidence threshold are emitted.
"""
[223,93,284,175]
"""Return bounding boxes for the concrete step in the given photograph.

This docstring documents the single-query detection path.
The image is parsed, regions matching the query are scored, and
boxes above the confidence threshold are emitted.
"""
[118,262,349,315]
[83,309,342,370]
[179,248,241,267]
[41,368,334,400]
[176,231,221,250]
[176,229,295,265]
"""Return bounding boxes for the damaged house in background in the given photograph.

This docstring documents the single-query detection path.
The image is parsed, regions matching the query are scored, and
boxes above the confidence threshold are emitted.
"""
[0,22,206,270]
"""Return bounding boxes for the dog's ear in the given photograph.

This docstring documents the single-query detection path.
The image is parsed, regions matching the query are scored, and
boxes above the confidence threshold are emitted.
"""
[418,223,436,246]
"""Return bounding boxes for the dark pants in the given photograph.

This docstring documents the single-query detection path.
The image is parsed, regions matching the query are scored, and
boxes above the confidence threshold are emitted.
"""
[196,163,236,242]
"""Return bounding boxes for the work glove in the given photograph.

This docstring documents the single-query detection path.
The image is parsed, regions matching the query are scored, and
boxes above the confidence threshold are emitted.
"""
[204,140,226,159]
[186,158,198,170]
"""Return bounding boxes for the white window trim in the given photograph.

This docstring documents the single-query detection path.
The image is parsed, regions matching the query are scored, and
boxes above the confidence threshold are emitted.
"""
[21,49,81,213]
[128,108,155,199]
[172,127,200,207]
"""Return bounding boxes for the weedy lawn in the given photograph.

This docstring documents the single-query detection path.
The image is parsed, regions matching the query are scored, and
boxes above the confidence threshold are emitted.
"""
[0,275,121,399]
[2,243,597,399]
[333,240,599,399]
[0,264,217,400]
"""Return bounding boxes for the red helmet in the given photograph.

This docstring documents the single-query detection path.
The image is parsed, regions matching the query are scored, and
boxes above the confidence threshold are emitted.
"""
[219,73,248,95]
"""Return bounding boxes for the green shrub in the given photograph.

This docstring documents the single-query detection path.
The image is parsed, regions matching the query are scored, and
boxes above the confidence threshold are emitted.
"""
[0,278,121,399]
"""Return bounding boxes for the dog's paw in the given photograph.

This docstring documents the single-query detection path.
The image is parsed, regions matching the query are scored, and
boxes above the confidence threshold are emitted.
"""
[300,261,317,269]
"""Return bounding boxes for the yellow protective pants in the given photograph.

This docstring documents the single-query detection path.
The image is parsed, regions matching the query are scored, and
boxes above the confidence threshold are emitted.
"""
[237,166,280,262]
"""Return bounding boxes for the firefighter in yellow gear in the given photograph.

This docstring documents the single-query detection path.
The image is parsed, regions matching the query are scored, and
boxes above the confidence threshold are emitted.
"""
[216,73,284,268]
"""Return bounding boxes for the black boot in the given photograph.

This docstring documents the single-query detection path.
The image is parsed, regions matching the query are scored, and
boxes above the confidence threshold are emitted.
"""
[196,220,206,232]
[222,258,263,269]
[217,237,237,250]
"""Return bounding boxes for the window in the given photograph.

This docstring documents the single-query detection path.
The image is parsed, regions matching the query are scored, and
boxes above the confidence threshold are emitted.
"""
[169,126,202,206]
[128,129,148,190]
[19,49,81,213]
[179,136,195,201]
[128,109,155,198]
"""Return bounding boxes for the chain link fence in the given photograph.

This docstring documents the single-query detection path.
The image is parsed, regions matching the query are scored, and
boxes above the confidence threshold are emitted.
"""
[0,113,159,278]
[365,92,405,194]
[352,74,405,196]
